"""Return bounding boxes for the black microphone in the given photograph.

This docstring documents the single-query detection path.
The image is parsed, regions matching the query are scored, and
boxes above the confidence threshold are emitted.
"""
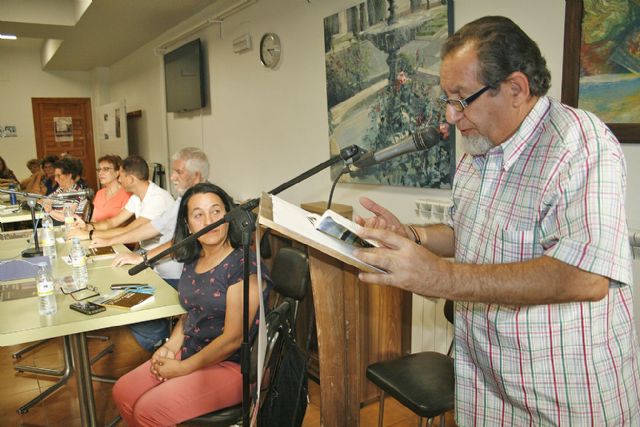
[48,188,95,199]
[351,127,442,170]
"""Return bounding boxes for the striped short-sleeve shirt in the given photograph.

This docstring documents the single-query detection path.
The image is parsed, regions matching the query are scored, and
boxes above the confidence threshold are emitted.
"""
[450,96,640,426]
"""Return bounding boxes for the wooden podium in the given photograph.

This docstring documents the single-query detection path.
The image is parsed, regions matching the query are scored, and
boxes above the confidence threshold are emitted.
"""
[259,194,405,426]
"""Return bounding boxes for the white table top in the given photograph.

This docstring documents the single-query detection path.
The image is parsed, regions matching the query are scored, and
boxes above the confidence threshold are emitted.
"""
[0,237,185,346]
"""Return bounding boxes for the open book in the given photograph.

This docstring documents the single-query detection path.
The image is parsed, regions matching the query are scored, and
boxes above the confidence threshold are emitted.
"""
[258,193,385,273]
[91,289,155,311]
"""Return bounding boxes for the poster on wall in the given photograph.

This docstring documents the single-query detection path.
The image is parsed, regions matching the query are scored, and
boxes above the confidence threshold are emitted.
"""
[0,125,17,137]
[324,0,454,189]
[53,117,73,142]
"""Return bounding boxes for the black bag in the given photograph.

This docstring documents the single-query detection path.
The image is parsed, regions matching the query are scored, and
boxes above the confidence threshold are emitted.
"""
[259,325,308,427]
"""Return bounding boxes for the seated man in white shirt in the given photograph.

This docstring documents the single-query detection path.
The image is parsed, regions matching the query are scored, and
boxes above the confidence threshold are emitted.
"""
[87,147,209,288]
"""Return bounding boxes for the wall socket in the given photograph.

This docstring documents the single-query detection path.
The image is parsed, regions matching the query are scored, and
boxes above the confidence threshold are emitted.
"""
[415,198,449,224]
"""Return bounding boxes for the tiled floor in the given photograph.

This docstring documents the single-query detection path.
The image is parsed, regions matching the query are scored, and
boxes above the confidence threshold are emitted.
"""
[0,328,456,426]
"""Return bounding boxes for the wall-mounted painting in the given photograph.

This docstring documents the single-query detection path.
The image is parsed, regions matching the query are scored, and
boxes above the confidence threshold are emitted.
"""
[562,0,640,143]
[324,0,454,188]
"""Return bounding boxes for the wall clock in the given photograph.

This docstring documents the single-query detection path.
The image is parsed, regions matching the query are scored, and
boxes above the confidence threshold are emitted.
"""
[260,32,281,69]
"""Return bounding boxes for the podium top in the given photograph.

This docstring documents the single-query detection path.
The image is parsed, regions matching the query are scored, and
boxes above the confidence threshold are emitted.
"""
[258,193,383,274]
[300,201,353,220]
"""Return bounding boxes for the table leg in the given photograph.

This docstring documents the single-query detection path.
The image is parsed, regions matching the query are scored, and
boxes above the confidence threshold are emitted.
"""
[16,336,73,414]
[69,332,97,427]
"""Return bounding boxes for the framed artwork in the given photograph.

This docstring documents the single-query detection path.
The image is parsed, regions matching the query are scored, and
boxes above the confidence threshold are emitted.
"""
[324,0,455,188]
[561,0,640,143]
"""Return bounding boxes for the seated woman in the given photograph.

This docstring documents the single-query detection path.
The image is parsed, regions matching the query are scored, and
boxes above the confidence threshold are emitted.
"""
[20,159,46,195]
[112,182,272,425]
[91,155,130,222]
[0,156,19,187]
[41,155,59,195]
[39,157,89,223]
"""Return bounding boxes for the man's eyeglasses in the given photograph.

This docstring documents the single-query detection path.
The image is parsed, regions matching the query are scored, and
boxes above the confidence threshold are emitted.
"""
[98,167,114,172]
[438,85,491,113]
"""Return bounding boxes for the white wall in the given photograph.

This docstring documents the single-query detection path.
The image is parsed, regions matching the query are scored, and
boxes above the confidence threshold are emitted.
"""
[0,40,92,180]
[107,0,640,229]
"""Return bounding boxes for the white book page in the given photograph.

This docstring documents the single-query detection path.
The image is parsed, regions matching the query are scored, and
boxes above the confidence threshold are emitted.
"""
[271,195,385,273]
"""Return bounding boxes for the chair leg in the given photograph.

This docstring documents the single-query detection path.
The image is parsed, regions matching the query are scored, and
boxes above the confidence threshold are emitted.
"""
[377,391,385,427]
[440,413,446,427]
[106,414,122,427]
[87,334,110,341]
[418,416,424,427]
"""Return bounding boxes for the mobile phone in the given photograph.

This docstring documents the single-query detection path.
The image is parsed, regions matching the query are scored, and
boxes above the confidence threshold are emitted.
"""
[110,283,146,290]
[69,302,105,315]
[315,216,375,248]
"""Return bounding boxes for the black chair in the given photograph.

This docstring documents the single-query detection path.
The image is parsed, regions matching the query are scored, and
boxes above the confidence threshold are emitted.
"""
[183,246,311,426]
[366,300,455,427]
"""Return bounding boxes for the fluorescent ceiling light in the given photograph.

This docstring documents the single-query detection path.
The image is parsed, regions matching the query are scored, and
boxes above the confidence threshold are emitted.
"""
[0,34,17,40]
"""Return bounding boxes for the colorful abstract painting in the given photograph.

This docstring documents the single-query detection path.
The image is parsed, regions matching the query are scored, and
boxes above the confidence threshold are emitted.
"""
[324,0,454,188]
[578,0,640,123]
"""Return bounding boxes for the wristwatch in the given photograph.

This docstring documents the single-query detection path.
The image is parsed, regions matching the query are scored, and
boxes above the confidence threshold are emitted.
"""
[135,248,148,262]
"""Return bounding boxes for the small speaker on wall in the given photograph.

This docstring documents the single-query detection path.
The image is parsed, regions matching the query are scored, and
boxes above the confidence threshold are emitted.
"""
[233,33,252,54]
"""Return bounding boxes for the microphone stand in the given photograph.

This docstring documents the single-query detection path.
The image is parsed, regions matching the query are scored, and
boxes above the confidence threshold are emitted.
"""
[128,144,364,426]
[0,188,45,257]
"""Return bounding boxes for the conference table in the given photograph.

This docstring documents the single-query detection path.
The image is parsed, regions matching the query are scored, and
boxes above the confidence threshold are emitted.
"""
[0,202,43,231]
[0,232,185,426]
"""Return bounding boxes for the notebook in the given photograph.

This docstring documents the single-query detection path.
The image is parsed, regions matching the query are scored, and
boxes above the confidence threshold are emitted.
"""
[91,290,155,311]
[86,246,117,260]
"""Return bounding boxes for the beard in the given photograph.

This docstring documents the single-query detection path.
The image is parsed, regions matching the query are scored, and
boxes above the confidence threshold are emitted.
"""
[461,134,494,156]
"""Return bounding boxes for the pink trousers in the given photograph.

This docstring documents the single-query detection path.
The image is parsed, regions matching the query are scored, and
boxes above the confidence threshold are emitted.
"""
[112,359,242,427]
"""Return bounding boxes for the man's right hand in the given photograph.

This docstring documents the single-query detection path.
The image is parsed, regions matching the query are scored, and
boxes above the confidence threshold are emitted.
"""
[355,196,409,239]
[111,253,143,267]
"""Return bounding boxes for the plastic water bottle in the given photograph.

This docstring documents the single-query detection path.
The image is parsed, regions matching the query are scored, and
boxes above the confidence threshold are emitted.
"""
[63,202,74,234]
[70,237,89,288]
[9,183,17,205]
[41,213,57,259]
[36,263,57,315]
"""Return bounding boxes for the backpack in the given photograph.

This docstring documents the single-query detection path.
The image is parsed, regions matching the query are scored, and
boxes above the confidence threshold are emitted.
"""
[259,323,308,427]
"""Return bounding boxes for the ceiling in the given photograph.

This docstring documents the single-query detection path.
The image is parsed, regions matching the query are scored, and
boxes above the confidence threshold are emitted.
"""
[0,0,223,70]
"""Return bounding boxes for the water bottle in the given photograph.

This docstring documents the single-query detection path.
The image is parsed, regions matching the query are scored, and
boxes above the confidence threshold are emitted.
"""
[9,183,17,205]
[70,237,89,288]
[36,263,57,315]
[63,202,74,234]
[41,213,57,259]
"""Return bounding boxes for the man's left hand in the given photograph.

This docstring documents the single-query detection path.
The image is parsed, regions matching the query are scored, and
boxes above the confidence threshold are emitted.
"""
[354,227,451,297]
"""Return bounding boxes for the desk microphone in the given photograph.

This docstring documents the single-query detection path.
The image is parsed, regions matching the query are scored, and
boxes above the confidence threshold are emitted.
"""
[49,188,95,199]
[351,126,442,170]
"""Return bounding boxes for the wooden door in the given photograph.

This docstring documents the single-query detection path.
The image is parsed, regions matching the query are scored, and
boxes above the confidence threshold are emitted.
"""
[32,98,97,190]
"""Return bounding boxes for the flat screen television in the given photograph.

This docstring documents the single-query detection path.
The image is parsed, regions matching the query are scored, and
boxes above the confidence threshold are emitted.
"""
[164,39,206,113]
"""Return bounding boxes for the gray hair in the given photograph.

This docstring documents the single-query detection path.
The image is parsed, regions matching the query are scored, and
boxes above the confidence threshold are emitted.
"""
[172,147,209,182]
[441,16,551,97]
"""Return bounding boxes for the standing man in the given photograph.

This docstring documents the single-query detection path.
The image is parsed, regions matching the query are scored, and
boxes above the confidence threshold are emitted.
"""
[355,16,639,425]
